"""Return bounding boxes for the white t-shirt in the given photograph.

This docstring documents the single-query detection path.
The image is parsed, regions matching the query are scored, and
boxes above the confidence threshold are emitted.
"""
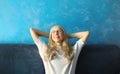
[35,38,84,74]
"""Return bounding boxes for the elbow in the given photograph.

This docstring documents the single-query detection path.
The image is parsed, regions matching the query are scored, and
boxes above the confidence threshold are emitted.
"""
[85,31,90,37]
[30,27,34,34]
[86,31,90,36]
[85,31,90,34]
[87,31,90,34]
[30,27,33,31]
[30,27,34,32]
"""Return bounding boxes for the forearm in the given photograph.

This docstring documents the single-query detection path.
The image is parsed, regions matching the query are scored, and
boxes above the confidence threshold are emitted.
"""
[68,31,88,38]
[30,28,49,38]
[68,31,90,43]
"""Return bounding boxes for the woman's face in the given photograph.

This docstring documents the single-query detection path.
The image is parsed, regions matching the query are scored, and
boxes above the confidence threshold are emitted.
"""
[51,26,64,44]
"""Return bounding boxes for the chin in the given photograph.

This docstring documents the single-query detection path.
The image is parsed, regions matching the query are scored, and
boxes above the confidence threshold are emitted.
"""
[54,40,62,43]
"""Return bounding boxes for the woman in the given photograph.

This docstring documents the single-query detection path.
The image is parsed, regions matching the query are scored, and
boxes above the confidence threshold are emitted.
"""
[30,25,90,74]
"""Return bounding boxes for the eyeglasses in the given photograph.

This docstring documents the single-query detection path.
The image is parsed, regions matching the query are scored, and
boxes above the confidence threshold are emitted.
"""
[51,30,63,34]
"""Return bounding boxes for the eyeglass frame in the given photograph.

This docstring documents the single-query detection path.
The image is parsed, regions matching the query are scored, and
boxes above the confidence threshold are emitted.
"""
[51,30,63,34]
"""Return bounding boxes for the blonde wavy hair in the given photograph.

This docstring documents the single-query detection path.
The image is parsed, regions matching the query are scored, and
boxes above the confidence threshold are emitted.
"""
[44,25,74,64]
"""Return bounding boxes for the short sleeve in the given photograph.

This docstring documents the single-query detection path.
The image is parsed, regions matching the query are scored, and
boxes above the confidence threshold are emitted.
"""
[34,38,47,59]
[73,39,84,55]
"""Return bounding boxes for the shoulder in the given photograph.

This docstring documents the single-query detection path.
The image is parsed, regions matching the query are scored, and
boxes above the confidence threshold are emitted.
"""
[34,38,47,49]
[73,39,84,49]
[75,39,84,46]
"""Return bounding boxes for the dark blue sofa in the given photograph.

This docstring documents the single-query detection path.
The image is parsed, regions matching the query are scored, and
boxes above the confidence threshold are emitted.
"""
[0,44,120,74]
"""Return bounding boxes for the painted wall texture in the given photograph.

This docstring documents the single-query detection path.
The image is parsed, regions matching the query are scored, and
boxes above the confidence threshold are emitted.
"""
[0,0,120,47]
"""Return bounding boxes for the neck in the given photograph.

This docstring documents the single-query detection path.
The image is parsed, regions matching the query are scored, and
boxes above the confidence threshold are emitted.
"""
[55,42,62,46]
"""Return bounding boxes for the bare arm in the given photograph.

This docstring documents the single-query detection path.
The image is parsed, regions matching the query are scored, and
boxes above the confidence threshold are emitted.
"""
[68,31,90,43]
[30,28,49,42]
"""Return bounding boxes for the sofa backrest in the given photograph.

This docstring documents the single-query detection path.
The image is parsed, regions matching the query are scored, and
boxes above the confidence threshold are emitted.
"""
[0,44,120,74]
[76,44,120,74]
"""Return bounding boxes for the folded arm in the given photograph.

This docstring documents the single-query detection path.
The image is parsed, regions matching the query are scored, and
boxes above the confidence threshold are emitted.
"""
[68,31,90,43]
[30,28,49,42]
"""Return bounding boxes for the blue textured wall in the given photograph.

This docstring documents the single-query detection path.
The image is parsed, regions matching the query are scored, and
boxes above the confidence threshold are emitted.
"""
[0,0,120,47]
